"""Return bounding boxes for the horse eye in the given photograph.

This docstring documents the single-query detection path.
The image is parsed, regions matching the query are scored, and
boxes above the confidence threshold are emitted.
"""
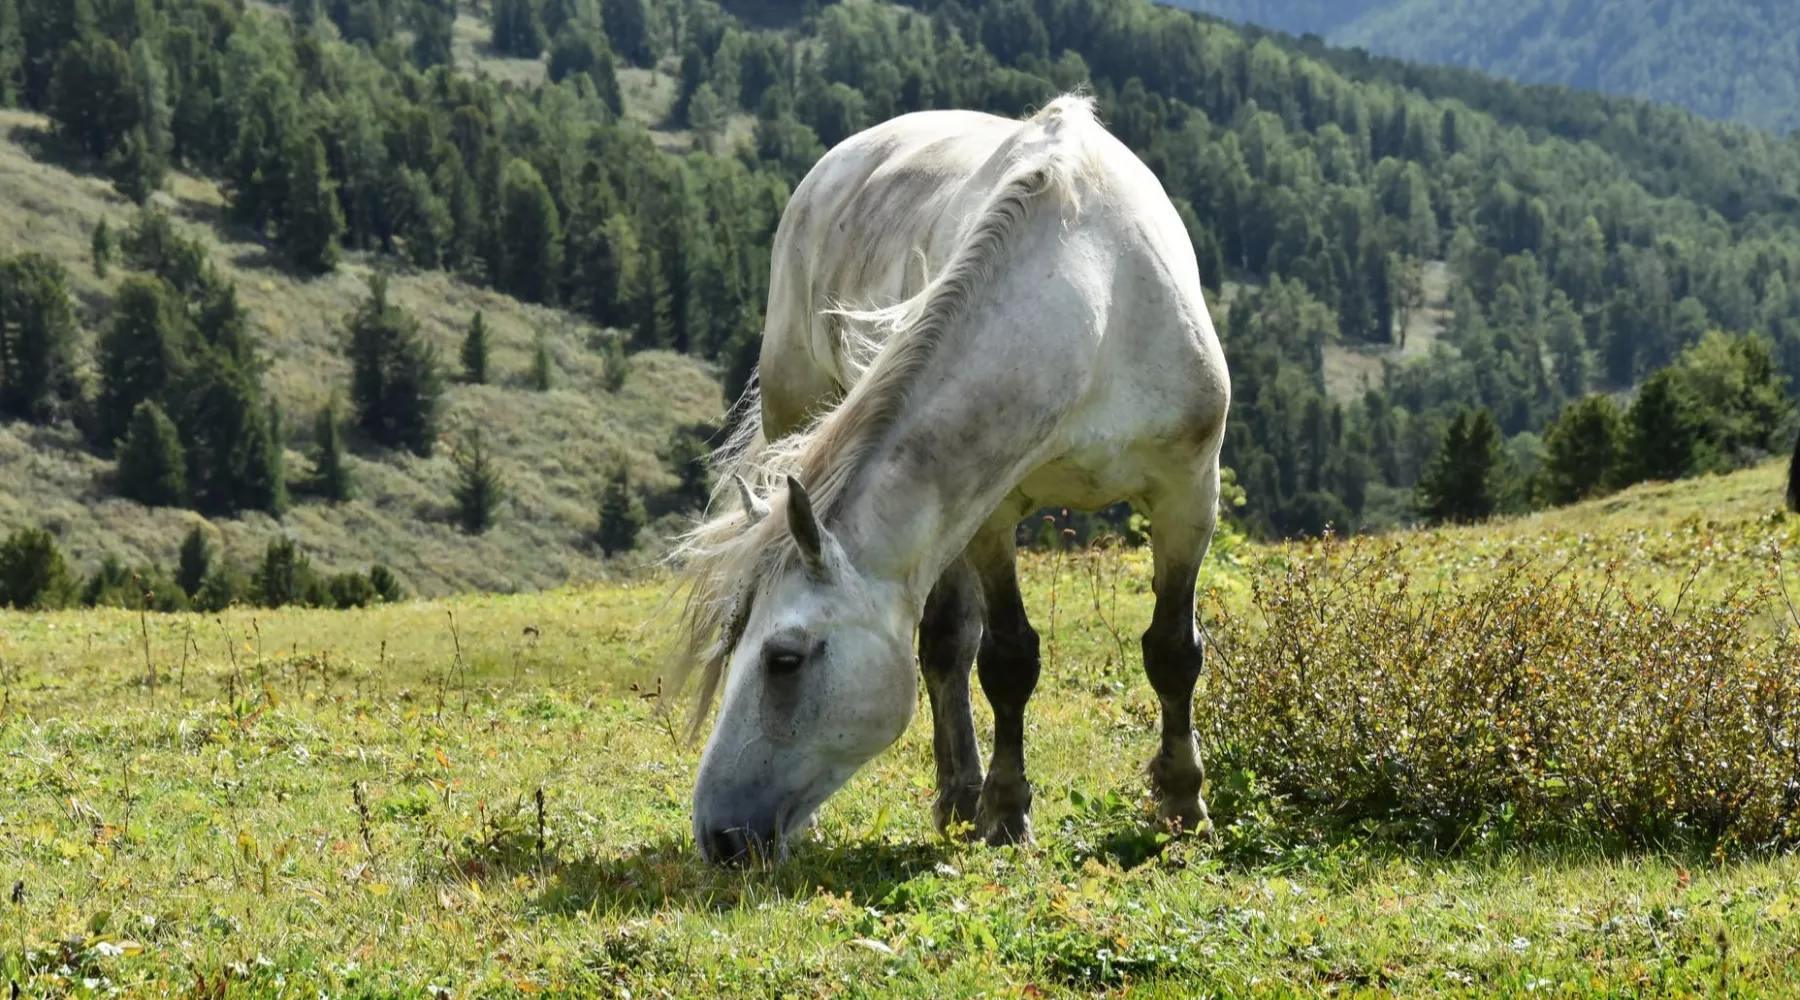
[765,649,805,675]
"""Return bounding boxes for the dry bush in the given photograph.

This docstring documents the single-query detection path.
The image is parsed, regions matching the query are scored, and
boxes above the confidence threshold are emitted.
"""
[1202,535,1800,853]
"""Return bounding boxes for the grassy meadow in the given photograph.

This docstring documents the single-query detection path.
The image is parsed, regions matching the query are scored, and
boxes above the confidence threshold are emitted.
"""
[3,463,1800,998]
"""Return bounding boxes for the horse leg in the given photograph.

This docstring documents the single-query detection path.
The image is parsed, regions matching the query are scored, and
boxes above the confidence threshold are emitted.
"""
[918,557,985,835]
[968,521,1040,845]
[1140,456,1223,834]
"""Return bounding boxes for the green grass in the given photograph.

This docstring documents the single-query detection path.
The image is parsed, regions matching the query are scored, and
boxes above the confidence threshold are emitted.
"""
[4,462,1799,997]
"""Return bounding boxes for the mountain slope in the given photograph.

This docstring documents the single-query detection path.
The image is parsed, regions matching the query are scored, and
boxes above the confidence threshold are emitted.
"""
[1165,0,1800,135]
[0,109,724,597]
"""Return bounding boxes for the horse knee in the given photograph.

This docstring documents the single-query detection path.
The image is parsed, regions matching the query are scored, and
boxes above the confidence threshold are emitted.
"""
[978,621,1040,703]
[1141,621,1202,700]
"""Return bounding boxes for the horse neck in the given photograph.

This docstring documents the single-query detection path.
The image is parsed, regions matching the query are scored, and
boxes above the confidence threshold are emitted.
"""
[831,255,1098,605]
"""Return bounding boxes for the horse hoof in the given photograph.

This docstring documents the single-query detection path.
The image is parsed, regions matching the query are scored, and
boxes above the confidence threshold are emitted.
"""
[932,785,984,839]
[980,811,1033,847]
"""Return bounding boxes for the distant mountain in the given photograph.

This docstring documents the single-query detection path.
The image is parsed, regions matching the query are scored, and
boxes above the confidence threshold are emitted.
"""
[1164,0,1800,135]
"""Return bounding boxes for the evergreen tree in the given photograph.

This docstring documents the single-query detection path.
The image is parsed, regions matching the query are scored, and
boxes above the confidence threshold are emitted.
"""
[596,464,645,554]
[311,399,353,502]
[47,33,138,160]
[1788,429,1799,513]
[1539,395,1624,506]
[531,329,554,390]
[280,130,345,274]
[116,399,188,507]
[601,334,630,392]
[0,0,21,108]
[451,426,505,534]
[180,350,287,517]
[497,160,562,304]
[368,563,404,602]
[490,0,546,57]
[92,218,112,279]
[461,311,489,384]
[0,527,73,610]
[346,275,443,456]
[252,537,315,609]
[95,276,188,448]
[1620,370,1697,485]
[0,252,78,422]
[1416,407,1502,525]
[602,0,653,66]
[663,427,711,512]
[176,523,211,599]
[411,0,456,69]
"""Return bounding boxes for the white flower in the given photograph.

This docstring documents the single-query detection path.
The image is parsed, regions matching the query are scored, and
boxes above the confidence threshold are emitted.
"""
[91,942,125,958]
[1510,936,1531,952]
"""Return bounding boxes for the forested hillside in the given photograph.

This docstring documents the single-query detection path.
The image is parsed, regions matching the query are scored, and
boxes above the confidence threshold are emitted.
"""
[1166,0,1800,136]
[1,0,1797,606]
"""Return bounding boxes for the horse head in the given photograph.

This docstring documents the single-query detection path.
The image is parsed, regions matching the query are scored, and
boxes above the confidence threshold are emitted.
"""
[691,476,917,863]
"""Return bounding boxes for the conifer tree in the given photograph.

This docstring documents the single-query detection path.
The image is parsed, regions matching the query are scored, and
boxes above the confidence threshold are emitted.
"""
[95,276,188,448]
[176,524,211,599]
[451,426,505,534]
[311,399,353,502]
[92,218,112,279]
[1539,395,1625,506]
[461,311,490,384]
[411,0,456,69]
[0,527,73,610]
[491,0,546,57]
[1417,407,1502,525]
[1620,370,1697,485]
[0,252,78,422]
[601,334,630,392]
[180,349,286,516]
[596,464,645,555]
[531,329,553,390]
[281,130,345,274]
[1788,430,1799,513]
[252,537,314,609]
[498,160,562,304]
[346,275,443,456]
[116,399,188,507]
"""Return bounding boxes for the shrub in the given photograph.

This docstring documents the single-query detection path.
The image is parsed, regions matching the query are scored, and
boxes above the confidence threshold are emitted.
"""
[1202,536,1800,852]
[0,528,75,609]
[368,564,405,603]
[252,538,318,609]
[327,571,377,609]
[193,564,242,613]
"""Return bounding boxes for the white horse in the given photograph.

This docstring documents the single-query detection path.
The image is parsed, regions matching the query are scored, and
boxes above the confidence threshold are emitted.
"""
[668,94,1230,863]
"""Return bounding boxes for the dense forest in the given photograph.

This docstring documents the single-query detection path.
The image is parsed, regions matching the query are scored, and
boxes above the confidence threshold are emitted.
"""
[1,0,1798,606]
[1168,0,1800,136]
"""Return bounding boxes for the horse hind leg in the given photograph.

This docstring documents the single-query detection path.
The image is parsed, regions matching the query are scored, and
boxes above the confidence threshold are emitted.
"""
[1139,457,1223,835]
[918,557,985,835]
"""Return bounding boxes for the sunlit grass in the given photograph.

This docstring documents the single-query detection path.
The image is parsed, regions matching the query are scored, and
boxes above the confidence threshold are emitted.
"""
[3,462,1798,997]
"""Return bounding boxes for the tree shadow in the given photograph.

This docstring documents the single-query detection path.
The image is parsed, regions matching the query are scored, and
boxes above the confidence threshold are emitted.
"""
[7,122,95,176]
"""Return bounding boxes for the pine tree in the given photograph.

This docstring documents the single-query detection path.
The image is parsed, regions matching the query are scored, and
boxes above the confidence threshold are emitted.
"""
[252,537,315,609]
[346,275,443,456]
[1788,429,1800,513]
[461,311,489,384]
[280,130,345,274]
[179,350,287,517]
[451,426,505,534]
[0,0,21,108]
[596,464,645,555]
[531,329,553,390]
[116,399,188,507]
[92,218,112,278]
[664,427,711,512]
[0,527,73,610]
[490,0,546,57]
[1539,395,1624,506]
[0,252,78,422]
[47,33,138,160]
[410,0,456,69]
[601,334,630,392]
[1621,370,1697,485]
[497,160,562,304]
[95,276,188,448]
[311,399,353,502]
[176,524,211,599]
[1416,407,1502,525]
[368,563,404,602]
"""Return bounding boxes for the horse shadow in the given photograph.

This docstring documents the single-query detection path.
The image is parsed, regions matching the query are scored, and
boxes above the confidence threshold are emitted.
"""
[448,830,955,917]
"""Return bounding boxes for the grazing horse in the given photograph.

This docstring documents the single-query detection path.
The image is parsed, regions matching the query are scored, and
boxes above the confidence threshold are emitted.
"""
[668,94,1230,864]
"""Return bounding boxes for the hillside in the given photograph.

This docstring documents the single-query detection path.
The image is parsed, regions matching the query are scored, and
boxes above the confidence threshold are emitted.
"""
[0,108,725,597]
[1165,0,1800,135]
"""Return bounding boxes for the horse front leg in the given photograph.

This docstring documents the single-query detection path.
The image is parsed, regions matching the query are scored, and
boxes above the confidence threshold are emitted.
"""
[918,557,985,835]
[968,523,1039,845]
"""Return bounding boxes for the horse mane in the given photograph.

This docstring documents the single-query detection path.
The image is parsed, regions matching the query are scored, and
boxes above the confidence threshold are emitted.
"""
[661,94,1102,736]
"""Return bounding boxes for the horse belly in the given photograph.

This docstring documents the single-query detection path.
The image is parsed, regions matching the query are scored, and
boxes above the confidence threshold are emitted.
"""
[1013,443,1157,513]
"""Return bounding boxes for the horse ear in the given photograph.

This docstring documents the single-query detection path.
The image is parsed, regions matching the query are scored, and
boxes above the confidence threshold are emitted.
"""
[785,475,829,577]
[733,475,769,525]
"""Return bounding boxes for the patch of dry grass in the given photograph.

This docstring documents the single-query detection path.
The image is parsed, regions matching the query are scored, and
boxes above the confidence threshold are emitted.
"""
[0,111,726,596]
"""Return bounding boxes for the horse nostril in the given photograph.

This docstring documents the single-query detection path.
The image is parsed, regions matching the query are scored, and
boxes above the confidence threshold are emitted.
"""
[706,827,751,865]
